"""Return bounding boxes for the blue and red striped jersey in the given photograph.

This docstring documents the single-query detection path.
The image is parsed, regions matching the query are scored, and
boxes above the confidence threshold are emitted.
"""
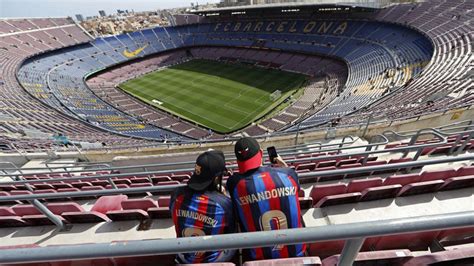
[226,166,306,260]
[170,186,236,264]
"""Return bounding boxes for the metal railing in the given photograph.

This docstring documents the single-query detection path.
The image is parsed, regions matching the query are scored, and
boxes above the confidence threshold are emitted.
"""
[6,119,472,178]
[0,211,472,265]
[1,126,453,179]
[1,153,472,201]
[0,133,446,185]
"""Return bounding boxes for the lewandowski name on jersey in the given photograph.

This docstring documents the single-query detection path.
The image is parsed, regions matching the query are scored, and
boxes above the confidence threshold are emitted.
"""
[238,186,297,205]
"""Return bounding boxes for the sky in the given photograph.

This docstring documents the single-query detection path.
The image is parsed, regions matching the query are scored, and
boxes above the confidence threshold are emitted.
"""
[0,0,220,18]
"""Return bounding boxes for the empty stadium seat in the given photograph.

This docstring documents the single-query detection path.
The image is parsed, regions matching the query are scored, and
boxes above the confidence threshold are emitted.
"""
[347,178,383,193]
[359,185,403,202]
[106,198,158,221]
[315,193,361,208]
[397,180,444,197]
[419,169,457,182]
[243,256,321,265]
[310,183,347,204]
[404,246,474,265]
[322,249,413,266]
[439,176,474,191]
[62,195,127,223]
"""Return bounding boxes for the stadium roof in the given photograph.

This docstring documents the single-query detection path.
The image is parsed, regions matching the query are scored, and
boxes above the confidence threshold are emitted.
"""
[191,0,390,14]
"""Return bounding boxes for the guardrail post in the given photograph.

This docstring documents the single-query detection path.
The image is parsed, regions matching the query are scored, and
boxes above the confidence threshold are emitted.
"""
[31,199,66,230]
[338,238,365,266]
[362,114,372,138]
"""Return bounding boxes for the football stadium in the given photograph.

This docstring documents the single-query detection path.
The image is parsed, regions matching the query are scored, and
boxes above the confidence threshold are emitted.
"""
[0,0,473,265]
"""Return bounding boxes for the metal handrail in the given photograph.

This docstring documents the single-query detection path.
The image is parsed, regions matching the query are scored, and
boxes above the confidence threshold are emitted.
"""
[0,134,449,185]
[1,153,472,201]
[0,136,449,185]
[0,211,472,264]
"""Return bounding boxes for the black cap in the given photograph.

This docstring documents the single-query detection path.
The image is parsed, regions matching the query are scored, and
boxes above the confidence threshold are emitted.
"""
[188,150,226,191]
[235,137,262,173]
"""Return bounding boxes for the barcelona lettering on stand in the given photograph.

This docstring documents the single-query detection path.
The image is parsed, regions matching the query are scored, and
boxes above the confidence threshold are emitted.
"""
[213,20,348,35]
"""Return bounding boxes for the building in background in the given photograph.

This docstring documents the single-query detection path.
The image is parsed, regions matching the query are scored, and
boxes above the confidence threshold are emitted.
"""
[75,14,84,22]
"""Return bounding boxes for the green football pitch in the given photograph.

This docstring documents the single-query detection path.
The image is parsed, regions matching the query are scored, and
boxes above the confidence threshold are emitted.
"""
[118,59,307,133]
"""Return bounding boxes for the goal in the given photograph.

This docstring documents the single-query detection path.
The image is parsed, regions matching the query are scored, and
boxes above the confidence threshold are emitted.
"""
[270,90,282,101]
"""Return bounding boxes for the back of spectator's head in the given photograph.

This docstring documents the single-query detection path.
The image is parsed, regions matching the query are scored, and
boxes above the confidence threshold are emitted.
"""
[188,150,226,191]
[234,137,262,173]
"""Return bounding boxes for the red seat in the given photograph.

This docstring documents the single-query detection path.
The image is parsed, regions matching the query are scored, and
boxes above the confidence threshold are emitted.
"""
[404,246,474,265]
[78,186,105,200]
[316,166,341,182]
[429,145,455,155]
[105,184,129,189]
[113,179,132,185]
[342,163,368,179]
[71,181,93,189]
[171,174,190,182]
[365,160,386,167]
[0,191,19,205]
[34,189,61,202]
[0,216,29,227]
[177,263,235,266]
[389,158,412,164]
[63,195,127,223]
[56,188,80,193]
[22,214,66,226]
[295,162,316,171]
[322,249,413,266]
[129,183,153,196]
[156,181,180,186]
[347,177,383,193]
[9,190,33,203]
[371,230,440,251]
[107,198,158,221]
[336,158,358,167]
[33,183,55,190]
[243,257,321,265]
[397,180,445,197]
[0,185,16,192]
[457,166,474,177]
[310,183,346,204]
[15,184,33,190]
[438,227,474,247]
[359,185,402,201]
[51,183,74,189]
[315,193,361,208]
[46,202,85,214]
[317,160,337,168]
[90,180,110,187]
[154,181,180,195]
[158,196,171,207]
[0,207,16,216]
[12,204,42,216]
[130,177,151,184]
[419,169,457,182]
[439,175,474,191]
[148,207,171,219]
[309,240,345,258]
[12,203,79,226]
[383,174,420,186]
[12,204,68,226]
[151,176,172,184]
[298,197,313,209]
[366,160,387,175]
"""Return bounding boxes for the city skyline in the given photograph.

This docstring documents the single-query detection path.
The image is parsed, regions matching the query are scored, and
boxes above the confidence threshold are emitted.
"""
[0,0,220,18]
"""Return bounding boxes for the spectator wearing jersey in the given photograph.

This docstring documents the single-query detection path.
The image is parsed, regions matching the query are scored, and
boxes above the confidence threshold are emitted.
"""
[226,137,306,260]
[170,150,236,264]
